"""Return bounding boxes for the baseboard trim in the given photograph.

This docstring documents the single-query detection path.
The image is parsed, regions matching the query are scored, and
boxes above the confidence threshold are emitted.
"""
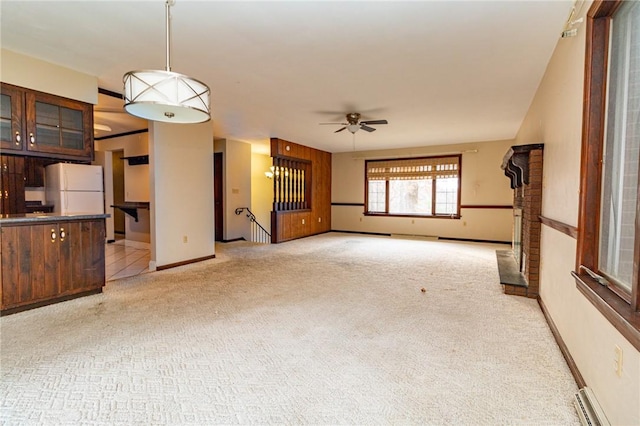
[330,230,392,237]
[273,230,332,244]
[538,296,586,388]
[329,230,510,245]
[438,236,510,245]
[156,254,216,271]
[1,287,103,316]
[221,237,246,243]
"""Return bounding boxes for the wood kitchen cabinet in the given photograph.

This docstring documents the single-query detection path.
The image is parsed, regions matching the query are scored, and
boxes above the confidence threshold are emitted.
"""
[24,156,57,187]
[0,84,25,153]
[0,155,25,214]
[1,217,105,314]
[0,82,94,161]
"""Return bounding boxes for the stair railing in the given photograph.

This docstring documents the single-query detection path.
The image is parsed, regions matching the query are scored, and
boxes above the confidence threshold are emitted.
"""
[234,207,271,244]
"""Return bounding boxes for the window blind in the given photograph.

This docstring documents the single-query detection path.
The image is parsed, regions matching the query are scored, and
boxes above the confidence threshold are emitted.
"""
[366,156,459,180]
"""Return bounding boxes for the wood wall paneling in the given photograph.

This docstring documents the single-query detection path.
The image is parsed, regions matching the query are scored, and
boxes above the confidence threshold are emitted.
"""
[270,138,331,242]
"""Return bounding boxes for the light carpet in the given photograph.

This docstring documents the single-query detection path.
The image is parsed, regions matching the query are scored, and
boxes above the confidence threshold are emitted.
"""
[1,233,579,425]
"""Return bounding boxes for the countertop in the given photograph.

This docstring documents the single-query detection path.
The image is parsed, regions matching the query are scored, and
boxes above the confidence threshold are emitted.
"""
[0,213,110,225]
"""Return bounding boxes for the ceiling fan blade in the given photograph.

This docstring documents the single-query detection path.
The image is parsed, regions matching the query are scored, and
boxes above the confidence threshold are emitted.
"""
[360,119,388,125]
[319,122,347,125]
[360,124,376,132]
[334,127,347,133]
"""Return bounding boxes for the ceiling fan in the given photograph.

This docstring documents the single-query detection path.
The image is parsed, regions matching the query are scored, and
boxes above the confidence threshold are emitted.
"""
[320,112,388,134]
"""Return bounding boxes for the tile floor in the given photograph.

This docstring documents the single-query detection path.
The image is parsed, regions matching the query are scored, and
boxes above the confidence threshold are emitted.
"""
[105,239,151,281]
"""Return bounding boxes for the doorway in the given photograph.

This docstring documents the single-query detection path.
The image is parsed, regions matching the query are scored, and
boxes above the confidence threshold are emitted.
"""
[112,150,125,238]
[214,152,223,241]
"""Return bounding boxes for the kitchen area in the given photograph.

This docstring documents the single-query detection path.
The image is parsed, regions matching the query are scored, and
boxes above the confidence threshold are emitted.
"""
[1,81,151,315]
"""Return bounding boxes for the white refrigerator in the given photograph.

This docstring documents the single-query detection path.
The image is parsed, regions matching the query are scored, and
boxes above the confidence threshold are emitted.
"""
[45,163,105,215]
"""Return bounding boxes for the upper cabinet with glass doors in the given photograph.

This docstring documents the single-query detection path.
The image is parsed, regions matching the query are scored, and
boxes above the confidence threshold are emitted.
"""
[1,83,93,161]
[0,84,25,153]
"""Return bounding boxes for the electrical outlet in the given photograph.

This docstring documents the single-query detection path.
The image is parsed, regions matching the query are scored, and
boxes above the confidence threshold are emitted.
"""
[183,235,188,243]
[614,345,623,377]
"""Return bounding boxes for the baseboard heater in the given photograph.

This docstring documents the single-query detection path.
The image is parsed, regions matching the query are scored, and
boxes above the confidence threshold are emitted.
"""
[574,387,610,426]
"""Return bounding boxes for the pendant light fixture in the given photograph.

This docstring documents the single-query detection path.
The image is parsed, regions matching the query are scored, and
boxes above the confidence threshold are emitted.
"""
[123,0,211,124]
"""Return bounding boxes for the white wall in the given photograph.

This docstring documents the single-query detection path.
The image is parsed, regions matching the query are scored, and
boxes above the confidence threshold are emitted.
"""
[332,140,514,242]
[251,153,272,234]
[95,133,150,243]
[0,49,97,104]
[214,139,252,241]
[515,2,640,423]
[93,151,114,241]
[150,121,214,268]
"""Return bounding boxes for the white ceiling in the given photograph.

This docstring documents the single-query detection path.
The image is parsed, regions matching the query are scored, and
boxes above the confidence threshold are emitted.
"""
[1,1,572,155]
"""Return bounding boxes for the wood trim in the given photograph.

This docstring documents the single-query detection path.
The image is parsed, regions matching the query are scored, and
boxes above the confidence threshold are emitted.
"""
[460,205,512,209]
[364,213,461,220]
[573,271,640,351]
[156,254,216,271]
[0,287,102,316]
[221,237,245,243]
[538,297,586,388]
[577,4,610,271]
[539,215,578,239]
[331,230,391,237]
[331,202,365,207]
[438,236,510,245]
[576,0,640,318]
[95,128,148,141]
[98,87,123,99]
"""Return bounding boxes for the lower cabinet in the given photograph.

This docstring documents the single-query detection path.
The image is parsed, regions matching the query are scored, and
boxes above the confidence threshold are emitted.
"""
[0,219,105,313]
[0,155,25,214]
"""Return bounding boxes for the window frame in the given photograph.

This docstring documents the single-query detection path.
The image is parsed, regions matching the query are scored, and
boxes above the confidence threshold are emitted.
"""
[574,0,640,350]
[364,154,462,219]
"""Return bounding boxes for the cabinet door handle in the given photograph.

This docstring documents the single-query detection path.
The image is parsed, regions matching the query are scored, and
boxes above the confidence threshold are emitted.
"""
[59,227,65,242]
[4,190,7,199]
[51,228,57,243]
[29,133,35,144]
[15,132,21,144]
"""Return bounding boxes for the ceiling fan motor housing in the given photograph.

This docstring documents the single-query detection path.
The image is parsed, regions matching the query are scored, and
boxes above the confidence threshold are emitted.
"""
[346,112,361,125]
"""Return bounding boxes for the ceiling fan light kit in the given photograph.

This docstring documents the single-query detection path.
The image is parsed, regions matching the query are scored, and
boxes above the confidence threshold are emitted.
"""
[123,0,211,124]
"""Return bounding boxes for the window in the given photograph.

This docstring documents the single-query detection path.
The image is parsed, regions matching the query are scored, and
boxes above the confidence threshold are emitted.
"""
[575,0,640,348]
[365,155,461,218]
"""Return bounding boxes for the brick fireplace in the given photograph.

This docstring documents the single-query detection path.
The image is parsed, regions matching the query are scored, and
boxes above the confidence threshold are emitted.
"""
[497,144,544,298]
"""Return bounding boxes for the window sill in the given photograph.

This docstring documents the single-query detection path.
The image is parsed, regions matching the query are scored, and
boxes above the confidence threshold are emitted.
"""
[572,271,640,351]
[364,213,461,220]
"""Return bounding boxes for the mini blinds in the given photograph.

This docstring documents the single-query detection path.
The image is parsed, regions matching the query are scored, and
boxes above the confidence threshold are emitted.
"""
[367,156,460,181]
